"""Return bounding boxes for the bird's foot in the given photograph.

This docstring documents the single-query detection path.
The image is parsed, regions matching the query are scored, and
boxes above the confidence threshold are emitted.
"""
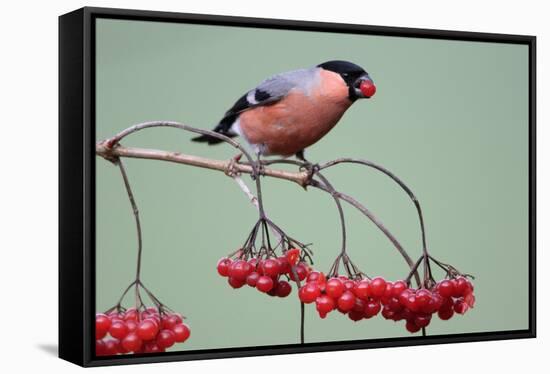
[299,161,320,187]
[251,161,266,180]
[225,153,243,177]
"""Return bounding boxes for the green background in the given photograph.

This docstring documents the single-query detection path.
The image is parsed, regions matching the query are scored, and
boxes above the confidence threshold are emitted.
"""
[95,18,529,351]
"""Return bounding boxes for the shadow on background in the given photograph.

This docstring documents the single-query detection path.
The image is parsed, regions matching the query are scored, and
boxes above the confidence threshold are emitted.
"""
[37,344,58,357]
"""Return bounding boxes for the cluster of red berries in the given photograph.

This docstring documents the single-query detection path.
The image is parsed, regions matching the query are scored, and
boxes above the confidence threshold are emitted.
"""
[217,248,309,297]
[298,273,475,333]
[95,307,191,355]
[389,277,475,332]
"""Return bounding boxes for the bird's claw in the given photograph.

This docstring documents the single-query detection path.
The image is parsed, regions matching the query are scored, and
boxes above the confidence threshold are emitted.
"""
[251,162,266,180]
[299,162,320,186]
[225,153,243,177]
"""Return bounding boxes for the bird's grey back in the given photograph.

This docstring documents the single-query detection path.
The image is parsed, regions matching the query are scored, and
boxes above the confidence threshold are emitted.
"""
[251,67,320,100]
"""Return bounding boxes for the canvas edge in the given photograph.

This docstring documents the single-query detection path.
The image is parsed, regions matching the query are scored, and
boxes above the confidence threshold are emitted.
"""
[59,7,86,367]
[57,6,537,367]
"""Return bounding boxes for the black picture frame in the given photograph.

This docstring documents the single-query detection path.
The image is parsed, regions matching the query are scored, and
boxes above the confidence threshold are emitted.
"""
[59,6,537,367]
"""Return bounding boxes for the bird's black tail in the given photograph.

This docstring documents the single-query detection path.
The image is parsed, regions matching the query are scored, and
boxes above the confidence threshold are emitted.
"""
[191,115,237,145]
[191,133,227,144]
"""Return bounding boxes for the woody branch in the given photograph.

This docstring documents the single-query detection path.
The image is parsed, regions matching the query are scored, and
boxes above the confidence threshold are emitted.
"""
[95,121,421,286]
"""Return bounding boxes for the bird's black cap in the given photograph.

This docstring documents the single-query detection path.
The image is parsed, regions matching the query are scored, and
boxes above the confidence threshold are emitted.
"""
[317,60,366,75]
[317,60,370,101]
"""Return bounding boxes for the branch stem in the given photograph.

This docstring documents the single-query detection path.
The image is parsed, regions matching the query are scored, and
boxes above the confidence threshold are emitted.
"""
[313,171,347,255]
[97,144,309,186]
[117,159,144,283]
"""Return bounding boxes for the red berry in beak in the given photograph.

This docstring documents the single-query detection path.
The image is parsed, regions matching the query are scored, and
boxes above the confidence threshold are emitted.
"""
[360,80,376,98]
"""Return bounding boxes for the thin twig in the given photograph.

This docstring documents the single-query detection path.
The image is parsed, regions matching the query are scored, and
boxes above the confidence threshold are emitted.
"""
[314,171,347,256]
[117,159,144,283]
[310,181,421,287]
[232,175,259,208]
[319,158,430,265]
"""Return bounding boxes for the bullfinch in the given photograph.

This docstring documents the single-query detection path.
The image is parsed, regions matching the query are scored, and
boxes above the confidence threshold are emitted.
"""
[192,60,376,161]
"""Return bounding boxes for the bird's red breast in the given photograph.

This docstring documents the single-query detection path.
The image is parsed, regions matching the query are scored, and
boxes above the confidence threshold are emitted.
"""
[237,69,353,156]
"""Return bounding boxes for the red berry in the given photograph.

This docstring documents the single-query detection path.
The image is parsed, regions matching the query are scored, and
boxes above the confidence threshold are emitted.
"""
[255,260,264,275]
[109,320,129,339]
[267,282,279,297]
[172,313,183,324]
[256,276,274,293]
[369,277,387,298]
[348,310,364,321]
[387,297,403,312]
[143,342,164,353]
[455,277,473,296]
[380,282,394,305]
[437,280,455,298]
[454,300,469,314]
[248,258,259,271]
[228,276,246,289]
[173,323,191,343]
[306,271,326,284]
[352,297,366,312]
[392,310,403,321]
[95,313,111,340]
[325,278,345,299]
[121,332,142,352]
[285,248,301,266]
[421,297,438,314]
[360,79,376,98]
[246,272,260,287]
[392,281,408,297]
[381,307,396,320]
[316,295,335,315]
[415,289,433,308]
[464,292,476,308]
[148,315,161,327]
[405,320,421,333]
[123,308,139,321]
[438,307,454,320]
[161,315,179,330]
[343,280,355,291]
[353,280,370,300]
[275,280,292,297]
[229,260,252,280]
[95,339,106,356]
[137,319,159,341]
[441,296,454,310]
[289,263,308,281]
[400,308,413,320]
[103,339,120,355]
[262,259,281,277]
[398,289,412,306]
[364,300,381,318]
[277,256,291,274]
[414,314,432,328]
[337,291,356,312]
[384,282,394,296]
[157,329,176,349]
[117,340,131,354]
[299,282,321,303]
[126,320,138,333]
[216,258,232,277]
[406,293,421,313]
